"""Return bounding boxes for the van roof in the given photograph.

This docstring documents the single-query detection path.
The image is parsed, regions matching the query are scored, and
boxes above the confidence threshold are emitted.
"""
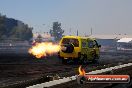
[62,35,95,40]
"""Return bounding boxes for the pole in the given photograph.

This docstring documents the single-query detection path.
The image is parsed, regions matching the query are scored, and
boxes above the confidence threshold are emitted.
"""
[91,28,92,35]
[77,30,78,36]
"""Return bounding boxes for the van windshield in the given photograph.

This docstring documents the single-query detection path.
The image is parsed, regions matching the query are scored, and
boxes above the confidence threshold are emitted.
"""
[62,38,79,47]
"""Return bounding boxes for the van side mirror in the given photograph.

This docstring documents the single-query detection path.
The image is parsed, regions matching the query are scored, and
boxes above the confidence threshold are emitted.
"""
[98,45,101,48]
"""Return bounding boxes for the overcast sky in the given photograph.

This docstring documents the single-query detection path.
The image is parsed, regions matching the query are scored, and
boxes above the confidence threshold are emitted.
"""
[0,0,132,36]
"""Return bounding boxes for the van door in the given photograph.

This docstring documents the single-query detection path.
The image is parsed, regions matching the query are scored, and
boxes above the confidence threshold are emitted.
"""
[80,39,88,62]
[81,39,87,56]
[87,39,96,60]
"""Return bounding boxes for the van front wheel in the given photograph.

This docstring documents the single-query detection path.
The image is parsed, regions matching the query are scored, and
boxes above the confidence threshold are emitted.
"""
[92,55,100,64]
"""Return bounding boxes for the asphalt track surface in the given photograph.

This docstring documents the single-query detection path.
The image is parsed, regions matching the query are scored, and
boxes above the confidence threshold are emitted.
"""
[0,51,132,88]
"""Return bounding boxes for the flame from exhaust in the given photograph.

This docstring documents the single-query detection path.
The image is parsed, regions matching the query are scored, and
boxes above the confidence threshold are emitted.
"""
[28,42,60,58]
[79,66,86,76]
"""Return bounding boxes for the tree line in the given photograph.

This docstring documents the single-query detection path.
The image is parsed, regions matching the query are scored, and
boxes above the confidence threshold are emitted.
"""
[0,14,65,41]
[0,14,33,41]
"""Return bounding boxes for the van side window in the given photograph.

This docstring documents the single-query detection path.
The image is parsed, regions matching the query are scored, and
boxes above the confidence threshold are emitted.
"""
[88,41,94,48]
[82,42,87,47]
[82,41,87,47]
[62,38,79,47]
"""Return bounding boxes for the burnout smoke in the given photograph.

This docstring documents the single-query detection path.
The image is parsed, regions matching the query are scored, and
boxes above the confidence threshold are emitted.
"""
[28,42,60,58]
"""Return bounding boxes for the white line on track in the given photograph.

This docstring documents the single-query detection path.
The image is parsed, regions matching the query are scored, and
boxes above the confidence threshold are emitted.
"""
[27,63,132,88]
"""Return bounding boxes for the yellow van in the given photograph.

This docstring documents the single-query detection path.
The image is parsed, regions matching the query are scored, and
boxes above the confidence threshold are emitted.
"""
[58,36,101,64]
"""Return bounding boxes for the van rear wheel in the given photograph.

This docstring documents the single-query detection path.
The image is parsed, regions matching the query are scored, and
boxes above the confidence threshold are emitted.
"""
[82,54,88,64]
[78,54,88,64]
[62,58,69,64]
[74,58,80,64]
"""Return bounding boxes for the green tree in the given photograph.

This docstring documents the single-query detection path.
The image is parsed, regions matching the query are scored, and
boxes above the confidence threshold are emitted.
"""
[10,23,33,41]
[50,22,64,41]
[0,14,33,41]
